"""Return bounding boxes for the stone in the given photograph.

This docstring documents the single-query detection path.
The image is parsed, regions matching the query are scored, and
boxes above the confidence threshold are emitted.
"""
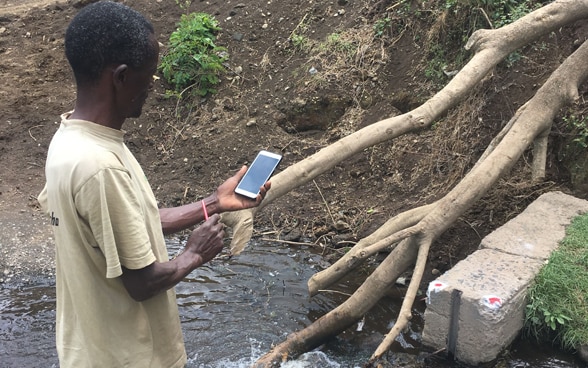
[422,192,588,365]
[422,249,544,365]
[480,191,588,260]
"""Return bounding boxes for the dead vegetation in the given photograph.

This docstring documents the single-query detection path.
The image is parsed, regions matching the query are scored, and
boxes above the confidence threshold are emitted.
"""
[217,1,588,366]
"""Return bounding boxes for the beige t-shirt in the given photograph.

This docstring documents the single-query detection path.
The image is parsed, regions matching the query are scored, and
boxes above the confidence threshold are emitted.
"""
[38,115,187,368]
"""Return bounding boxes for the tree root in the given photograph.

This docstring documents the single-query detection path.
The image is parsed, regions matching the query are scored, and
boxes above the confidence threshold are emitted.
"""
[253,236,420,367]
[245,1,588,366]
[308,203,435,296]
[369,237,433,362]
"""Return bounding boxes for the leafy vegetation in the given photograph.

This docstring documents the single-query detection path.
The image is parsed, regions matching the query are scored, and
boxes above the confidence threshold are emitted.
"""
[290,33,310,51]
[288,14,311,51]
[525,212,588,351]
[418,0,541,84]
[563,113,588,149]
[159,12,227,97]
[441,0,538,26]
[373,17,391,38]
[322,33,355,57]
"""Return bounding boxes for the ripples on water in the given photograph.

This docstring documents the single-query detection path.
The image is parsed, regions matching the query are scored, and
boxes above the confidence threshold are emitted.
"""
[174,239,406,367]
[0,239,585,367]
[0,276,58,367]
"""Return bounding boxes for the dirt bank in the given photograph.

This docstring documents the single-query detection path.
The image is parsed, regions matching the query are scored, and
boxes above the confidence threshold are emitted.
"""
[1,0,586,289]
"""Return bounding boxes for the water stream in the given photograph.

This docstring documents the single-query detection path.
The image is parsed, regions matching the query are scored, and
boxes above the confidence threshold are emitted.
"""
[0,240,585,367]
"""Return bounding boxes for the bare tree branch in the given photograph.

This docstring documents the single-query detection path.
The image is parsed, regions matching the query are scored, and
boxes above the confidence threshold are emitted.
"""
[225,0,588,256]
[250,1,588,365]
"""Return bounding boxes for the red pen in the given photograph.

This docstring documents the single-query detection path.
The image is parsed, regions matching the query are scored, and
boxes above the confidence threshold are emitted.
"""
[201,200,209,220]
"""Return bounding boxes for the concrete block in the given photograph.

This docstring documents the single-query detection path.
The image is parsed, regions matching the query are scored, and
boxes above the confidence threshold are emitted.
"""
[480,191,588,260]
[422,249,544,365]
[422,191,588,365]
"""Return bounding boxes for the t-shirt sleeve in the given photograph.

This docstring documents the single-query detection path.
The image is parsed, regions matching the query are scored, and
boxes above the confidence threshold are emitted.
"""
[37,184,49,216]
[75,167,157,278]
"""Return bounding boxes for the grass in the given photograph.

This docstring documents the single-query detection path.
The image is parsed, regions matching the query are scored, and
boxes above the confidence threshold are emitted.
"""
[524,211,588,351]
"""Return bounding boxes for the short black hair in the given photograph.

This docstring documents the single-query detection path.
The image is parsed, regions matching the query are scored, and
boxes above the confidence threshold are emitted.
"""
[65,1,156,86]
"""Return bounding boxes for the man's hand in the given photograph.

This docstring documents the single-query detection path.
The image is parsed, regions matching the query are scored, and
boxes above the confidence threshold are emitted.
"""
[121,214,225,302]
[184,213,225,266]
[213,165,271,212]
[159,166,272,235]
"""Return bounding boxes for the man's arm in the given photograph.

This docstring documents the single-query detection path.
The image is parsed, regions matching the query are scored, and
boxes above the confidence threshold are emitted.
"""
[159,166,271,235]
[159,196,220,235]
[121,214,224,301]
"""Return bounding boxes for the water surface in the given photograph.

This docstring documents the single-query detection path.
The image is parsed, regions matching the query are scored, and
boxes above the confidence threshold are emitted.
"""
[0,240,584,367]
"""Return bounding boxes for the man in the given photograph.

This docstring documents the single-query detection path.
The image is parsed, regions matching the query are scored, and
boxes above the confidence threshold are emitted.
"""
[37,2,270,367]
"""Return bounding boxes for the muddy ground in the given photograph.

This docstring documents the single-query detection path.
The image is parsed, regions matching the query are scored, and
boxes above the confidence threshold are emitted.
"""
[1,0,587,298]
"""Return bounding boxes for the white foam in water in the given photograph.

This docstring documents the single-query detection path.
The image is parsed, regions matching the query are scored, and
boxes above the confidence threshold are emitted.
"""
[186,339,355,368]
[281,351,345,368]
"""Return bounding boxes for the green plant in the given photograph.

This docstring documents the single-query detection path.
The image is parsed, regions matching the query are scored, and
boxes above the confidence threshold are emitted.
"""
[290,33,310,50]
[490,0,536,28]
[159,12,227,97]
[426,0,538,80]
[373,17,391,38]
[543,310,572,331]
[504,51,522,68]
[563,113,588,149]
[325,33,354,56]
[288,14,311,52]
[524,212,588,350]
[444,0,538,28]
[424,44,447,82]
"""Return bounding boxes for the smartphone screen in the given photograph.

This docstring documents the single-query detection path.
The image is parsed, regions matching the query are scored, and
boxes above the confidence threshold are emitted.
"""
[235,150,282,199]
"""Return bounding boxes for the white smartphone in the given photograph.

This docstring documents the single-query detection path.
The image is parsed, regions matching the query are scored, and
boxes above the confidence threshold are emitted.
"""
[234,150,282,199]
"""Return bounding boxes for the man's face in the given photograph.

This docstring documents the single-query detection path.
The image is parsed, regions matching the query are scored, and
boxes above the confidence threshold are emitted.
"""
[121,35,160,118]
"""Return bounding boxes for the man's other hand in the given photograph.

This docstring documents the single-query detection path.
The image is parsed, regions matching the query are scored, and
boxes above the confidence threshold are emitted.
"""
[185,213,225,265]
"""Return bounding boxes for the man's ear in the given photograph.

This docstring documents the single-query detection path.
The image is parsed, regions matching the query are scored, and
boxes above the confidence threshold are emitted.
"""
[112,64,129,90]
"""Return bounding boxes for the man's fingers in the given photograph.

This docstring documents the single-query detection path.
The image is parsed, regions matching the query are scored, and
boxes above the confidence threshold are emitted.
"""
[235,165,247,179]
[257,181,271,199]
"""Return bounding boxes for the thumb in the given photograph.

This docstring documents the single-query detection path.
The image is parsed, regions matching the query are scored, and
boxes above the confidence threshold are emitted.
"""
[234,165,248,180]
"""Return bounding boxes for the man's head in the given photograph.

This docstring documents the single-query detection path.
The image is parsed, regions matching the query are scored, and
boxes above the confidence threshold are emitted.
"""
[65,1,157,87]
[65,1,159,120]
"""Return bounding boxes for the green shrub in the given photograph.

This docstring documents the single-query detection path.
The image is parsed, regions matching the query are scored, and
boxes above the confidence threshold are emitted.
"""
[159,12,227,97]
[525,212,588,350]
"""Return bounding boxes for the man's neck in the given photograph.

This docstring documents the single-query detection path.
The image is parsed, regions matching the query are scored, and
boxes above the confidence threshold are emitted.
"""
[70,91,124,130]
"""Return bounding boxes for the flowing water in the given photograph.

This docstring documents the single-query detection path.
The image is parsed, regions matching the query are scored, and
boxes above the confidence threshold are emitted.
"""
[0,240,585,367]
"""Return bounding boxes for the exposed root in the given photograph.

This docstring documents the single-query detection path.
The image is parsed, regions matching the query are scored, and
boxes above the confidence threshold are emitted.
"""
[308,202,435,296]
[244,2,588,364]
[370,237,433,361]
